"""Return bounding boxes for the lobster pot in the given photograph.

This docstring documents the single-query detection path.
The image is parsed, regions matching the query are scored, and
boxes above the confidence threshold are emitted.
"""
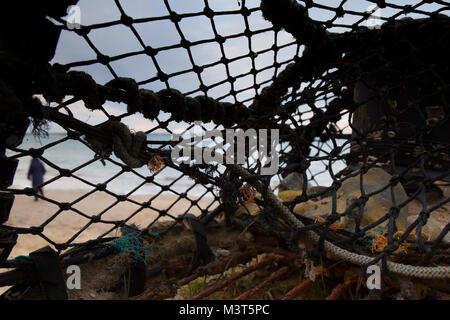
[0,0,449,300]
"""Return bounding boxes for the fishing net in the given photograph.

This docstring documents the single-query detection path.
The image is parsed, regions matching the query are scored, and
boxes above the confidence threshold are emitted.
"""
[0,0,449,299]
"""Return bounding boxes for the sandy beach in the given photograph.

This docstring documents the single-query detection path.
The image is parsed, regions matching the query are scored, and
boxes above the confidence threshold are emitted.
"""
[6,189,216,258]
[6,183,450,259]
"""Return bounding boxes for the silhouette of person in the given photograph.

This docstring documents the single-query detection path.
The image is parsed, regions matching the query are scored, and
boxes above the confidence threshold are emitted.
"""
[27,157,46,201]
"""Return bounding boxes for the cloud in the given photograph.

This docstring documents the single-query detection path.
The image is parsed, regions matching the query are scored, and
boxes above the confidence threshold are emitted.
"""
[52,0,290,100]
[49,1,448,135]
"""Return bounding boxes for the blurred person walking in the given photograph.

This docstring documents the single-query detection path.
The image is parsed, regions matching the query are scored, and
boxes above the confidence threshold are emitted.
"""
[27,157,46,201]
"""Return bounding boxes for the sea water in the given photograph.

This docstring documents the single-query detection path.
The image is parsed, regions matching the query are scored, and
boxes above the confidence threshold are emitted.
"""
[7,133,211,197]
[6,134,347,197]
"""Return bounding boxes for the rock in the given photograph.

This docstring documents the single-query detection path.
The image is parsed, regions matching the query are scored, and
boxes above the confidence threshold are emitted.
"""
[339,167,409,230]
[291,167,410,231]
[278,172,305,191]
[293,200,322,216]
[278,190,303,202]
[306,186,332,199]
[234,202,261,217]
[406,215,450,242]
[278,187,331,202]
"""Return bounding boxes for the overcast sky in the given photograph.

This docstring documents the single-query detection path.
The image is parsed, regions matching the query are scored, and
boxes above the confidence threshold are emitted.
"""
[42,0,447,134]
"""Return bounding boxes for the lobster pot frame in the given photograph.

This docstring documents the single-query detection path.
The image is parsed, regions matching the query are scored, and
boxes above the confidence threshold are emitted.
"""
[0,0,449,300]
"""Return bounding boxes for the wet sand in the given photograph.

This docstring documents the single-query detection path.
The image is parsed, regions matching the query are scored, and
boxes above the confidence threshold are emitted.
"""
[5,189,216,258]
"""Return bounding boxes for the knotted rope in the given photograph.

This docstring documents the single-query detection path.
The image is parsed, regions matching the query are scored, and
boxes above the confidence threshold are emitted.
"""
[86,121,147,168]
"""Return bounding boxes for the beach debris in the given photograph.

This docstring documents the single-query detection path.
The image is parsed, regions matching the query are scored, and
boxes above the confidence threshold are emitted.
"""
[281,278,314,300]
[304,258,321,281]
[190,254,282,300]
[234,266,290,300]
[365,229,410,254]
[325,270,357,300]
[313,215,343,230]
[178,249,259,287]
[239,185,255,203]
[109,225,148,263]
[147,153,165,174]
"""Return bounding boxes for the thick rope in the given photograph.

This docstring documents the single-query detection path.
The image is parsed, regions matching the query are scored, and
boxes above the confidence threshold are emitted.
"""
[86,121,148,168]
[228,164,450,279]
[37,71,250,128]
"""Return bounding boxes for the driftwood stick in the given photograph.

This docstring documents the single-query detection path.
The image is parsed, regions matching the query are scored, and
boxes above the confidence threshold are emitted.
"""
[191,254,278,300]
[281,278,314,300]
[281,259,349,300]
[253,245,302,262]
[178,250,257,286]
[325,279,354,300]
[234,266,290,300]
[178,273,200,287]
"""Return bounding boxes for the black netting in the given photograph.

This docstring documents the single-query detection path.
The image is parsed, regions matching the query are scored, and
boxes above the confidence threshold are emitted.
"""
[1,0,449,297]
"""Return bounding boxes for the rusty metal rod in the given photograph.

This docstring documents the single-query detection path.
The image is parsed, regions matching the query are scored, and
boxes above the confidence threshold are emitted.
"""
[234,266,290,300]
[325,279,354,300]
[191,254,278,300]
[281,278,314,300]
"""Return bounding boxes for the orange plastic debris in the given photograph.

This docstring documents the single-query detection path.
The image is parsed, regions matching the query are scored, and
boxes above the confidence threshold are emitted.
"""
[313,215,343,230]
[239,185,255,203]
[147,154,165,173]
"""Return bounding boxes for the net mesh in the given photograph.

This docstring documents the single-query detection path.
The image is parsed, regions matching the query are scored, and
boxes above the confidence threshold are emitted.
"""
[1,0,449,280]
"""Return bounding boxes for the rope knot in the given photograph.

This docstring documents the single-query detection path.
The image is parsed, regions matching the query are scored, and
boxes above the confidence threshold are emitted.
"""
[105,77,142,114]
[86,121,148,168]
[68,71,105,110]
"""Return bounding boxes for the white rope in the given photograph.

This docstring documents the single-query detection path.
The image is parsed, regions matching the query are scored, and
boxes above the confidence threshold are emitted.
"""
[229,165,450,279]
